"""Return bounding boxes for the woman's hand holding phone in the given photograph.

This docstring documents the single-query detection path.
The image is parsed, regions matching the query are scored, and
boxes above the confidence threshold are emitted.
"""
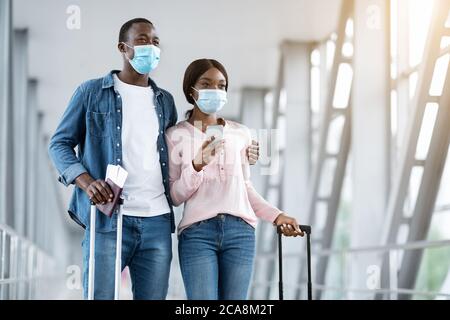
[192,137,225,172]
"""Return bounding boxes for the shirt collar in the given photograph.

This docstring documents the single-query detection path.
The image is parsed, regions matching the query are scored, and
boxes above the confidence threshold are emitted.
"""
[102,70,162,96]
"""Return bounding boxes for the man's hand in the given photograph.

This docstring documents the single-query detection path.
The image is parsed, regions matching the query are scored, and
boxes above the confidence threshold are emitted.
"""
[247,140,260,165]
[75,173,114,205]
[274,213,304,237]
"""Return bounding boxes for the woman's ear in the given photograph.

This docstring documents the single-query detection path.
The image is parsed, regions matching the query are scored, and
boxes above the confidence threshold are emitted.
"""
[190,88,197,99]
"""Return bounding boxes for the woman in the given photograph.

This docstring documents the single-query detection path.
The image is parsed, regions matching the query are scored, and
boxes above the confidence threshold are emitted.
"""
[166,59,304,300]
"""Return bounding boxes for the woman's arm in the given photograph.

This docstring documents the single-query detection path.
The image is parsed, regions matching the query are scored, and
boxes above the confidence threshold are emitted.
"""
[240,128,303,237]
[242,160,303,236]
[239,128,281,223]
[241,156,281,223]
[166,132,204,207]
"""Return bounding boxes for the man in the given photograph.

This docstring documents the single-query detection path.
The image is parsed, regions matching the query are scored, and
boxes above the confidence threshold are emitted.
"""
[48,18,260,300]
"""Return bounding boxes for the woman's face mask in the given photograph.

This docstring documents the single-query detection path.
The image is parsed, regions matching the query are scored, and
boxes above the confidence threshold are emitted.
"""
[122,42,160,75]
[192,87,228,115]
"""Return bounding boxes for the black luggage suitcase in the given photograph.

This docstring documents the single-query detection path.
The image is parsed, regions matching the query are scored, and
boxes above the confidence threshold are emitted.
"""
[277,225,312,300]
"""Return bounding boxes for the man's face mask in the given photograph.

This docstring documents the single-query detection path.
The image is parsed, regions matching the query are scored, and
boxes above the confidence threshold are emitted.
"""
[192,88,228,115]
[122,43,160,75]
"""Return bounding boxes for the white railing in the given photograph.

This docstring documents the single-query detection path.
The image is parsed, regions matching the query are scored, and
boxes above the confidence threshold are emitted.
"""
[252,238,450,300]
[0,223,56,300]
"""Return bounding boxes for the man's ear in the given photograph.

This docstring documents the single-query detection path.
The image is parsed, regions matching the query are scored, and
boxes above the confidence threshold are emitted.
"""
[117,42,126,53]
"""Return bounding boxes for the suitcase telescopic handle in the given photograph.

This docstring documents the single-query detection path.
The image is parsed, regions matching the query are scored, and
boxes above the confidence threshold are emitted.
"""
[276,224,311,235]
[277,224,312,301]
[88,198,124,300]
[299,225,311,235]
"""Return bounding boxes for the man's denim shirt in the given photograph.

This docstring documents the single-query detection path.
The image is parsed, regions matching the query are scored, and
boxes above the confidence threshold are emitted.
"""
[48,71,178,233]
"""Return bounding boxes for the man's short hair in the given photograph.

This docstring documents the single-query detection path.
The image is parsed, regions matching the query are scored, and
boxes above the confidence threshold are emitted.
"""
[119,18,153,43]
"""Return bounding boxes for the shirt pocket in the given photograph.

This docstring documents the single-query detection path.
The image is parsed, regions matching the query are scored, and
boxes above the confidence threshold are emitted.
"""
[87,111,111,138]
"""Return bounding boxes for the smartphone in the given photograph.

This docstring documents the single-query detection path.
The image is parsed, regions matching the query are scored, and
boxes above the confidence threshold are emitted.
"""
[205,125,224,141]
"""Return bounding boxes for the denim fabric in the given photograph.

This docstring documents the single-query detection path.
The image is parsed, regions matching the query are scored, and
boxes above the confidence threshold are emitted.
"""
[48,70,178,233]
[82,213,173,300]
[178,214,256,300]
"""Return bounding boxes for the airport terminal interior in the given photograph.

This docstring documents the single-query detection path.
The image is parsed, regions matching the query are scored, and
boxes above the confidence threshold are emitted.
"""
[1,0,450,300]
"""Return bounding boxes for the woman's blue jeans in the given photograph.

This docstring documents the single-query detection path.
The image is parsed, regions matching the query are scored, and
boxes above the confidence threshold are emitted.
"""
[178,214,256,300]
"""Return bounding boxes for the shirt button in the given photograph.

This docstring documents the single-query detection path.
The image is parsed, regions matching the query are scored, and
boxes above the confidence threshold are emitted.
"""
[161,148,164,152]
[162,163,166,167]
[117,126,121,130]
[117,94,121,98]
[117,143,120,147]
[117,159,121,163]
[160,131,164,135]
[159,114,162,118]
[117,109,121,113]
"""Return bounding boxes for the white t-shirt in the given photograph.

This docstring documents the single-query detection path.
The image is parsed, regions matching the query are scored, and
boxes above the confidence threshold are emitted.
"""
[113,74,170,217]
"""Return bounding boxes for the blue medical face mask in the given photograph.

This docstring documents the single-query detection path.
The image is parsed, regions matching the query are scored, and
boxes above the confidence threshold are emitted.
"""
[122,43,160,74]
[192,88,228,115]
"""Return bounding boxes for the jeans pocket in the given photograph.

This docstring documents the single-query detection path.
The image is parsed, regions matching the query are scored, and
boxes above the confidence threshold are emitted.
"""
[182,219,208,235]
[87,111,111,138]
[239,218,255,232]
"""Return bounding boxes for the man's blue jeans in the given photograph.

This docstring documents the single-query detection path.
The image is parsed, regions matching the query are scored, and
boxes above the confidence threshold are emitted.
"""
[82,213,172,300]
[178,214,256,300]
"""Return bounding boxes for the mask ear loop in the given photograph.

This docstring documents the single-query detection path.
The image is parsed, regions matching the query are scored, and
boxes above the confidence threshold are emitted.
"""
[121,42,134,50]
[191,87,201,107]
[121,42,134,61]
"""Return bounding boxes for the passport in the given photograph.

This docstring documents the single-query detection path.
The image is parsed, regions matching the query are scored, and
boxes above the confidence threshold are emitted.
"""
[95,165,128,217]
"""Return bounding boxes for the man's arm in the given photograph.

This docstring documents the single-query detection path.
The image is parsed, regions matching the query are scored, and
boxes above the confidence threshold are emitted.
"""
[48,84,112,204]
[168,93,178,128]
[48,85,88,186]
[75,173,113,205]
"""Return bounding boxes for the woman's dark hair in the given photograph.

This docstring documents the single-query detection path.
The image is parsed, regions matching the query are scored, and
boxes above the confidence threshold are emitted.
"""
[183,59,229,119]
